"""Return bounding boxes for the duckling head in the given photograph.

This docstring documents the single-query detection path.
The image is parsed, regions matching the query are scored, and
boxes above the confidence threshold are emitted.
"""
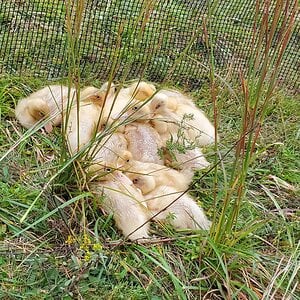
[150,115,169,134]
[150,93,176,114]
[116,150,133,171]
[127,172,156,195]
[100,81,116,99]
[87,162,117,181]
[27,97,50,119]
[129,81,156,101]
[81,87,106,106]
[121,102,152,123]
[17,97,51,131]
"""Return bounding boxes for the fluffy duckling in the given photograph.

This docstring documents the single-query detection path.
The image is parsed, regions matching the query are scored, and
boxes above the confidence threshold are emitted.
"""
[145,185,211,230]
[124,123,164,165]
[65,86,109,154]
[163,147,210,172]
[126,160,193,194]
[15,85,75,132]
[102,81,156,129]
[91,171,150,241]
[119,81,156,101]
[153,89,197,108]
[86,132,131,175]
[150,92,216,146]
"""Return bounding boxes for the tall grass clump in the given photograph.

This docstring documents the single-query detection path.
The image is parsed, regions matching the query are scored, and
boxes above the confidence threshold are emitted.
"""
[199,0,299,298]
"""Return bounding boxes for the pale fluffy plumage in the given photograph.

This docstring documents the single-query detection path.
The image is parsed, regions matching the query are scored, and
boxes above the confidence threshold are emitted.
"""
[101,81,156,129]
[126,160,193,194]
[124,123,164,165]
[91,171,150,241]
[145,185,211,230]
[164,147,210,172]
[15,85,75,132]
[87,132,131,175]
[150,92,216,146]
[65,86,109,154]
[152,89,197,108]
[118,81,156,101]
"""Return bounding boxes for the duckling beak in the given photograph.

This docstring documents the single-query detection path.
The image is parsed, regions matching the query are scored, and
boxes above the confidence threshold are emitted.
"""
[44,122,53,133]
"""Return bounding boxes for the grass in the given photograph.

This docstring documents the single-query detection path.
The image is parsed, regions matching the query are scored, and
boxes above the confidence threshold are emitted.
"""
[0,77,299,299]
[1,0,300,299]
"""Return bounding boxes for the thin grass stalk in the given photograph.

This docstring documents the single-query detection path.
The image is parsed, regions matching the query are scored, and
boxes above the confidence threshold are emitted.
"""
[213,0,298,242]
[203,1,221,238]
[230,0,298,230]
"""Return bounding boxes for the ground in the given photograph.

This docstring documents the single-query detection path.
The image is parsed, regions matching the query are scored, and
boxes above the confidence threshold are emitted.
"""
[0,75,299,299]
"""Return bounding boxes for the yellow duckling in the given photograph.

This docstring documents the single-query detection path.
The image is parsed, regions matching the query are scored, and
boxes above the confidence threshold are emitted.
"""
[90,171,150,241]
[126,160,193,194]
[150,92,217,146]
[15,85,75,132]
[119,80,156,101]
[144,184,211,230]
[65,86,109,154]
[86,132,131,175]
[101,81,156,129]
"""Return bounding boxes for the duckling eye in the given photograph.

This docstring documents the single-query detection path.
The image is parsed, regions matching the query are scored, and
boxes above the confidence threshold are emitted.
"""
[132,178,139,184]
[133,106,139,111]
[39,111,45,117]
[126,158,130,163]
[105,167,111,172]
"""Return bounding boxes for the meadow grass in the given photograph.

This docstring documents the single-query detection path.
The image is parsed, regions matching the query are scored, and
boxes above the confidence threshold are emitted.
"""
[0,0,299,299]
[0,78,299,299]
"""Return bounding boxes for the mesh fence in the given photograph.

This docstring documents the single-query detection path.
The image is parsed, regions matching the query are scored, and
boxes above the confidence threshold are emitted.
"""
[0,0,299,90]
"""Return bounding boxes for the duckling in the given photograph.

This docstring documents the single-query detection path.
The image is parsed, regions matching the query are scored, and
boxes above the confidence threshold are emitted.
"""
[124,123,164,165]
[119,81,156,101]
[150,93,216,146]
[79,82,115,104]
[163,147,210,172]
[15,85,75,132]
[65,86,108,154]
[102,81,156,129]
[86,132,131,175]
[121,100,153,123]
[145,185,211,230]
[126,160,193,194]
[153,88,197,108]
[91,171,150,241]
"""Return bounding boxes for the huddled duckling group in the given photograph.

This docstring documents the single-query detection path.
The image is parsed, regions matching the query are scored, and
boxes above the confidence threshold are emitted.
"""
[15,80,217,241]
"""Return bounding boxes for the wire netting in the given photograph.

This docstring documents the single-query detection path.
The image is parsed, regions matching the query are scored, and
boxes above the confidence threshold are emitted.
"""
[0,0,299,90]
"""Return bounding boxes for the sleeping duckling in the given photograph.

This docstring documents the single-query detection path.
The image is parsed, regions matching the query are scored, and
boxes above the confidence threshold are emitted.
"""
[163,147,210,172]
[126,160,193,194]
[119,81,156,101]
[102,81,156,129]
[91,170,150,241]
[15,85,75,132]
[150,92,216,146]
[144,185,211,230]
[152,88,197,108]
[65,86,108,154]
[86,132,131,175]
